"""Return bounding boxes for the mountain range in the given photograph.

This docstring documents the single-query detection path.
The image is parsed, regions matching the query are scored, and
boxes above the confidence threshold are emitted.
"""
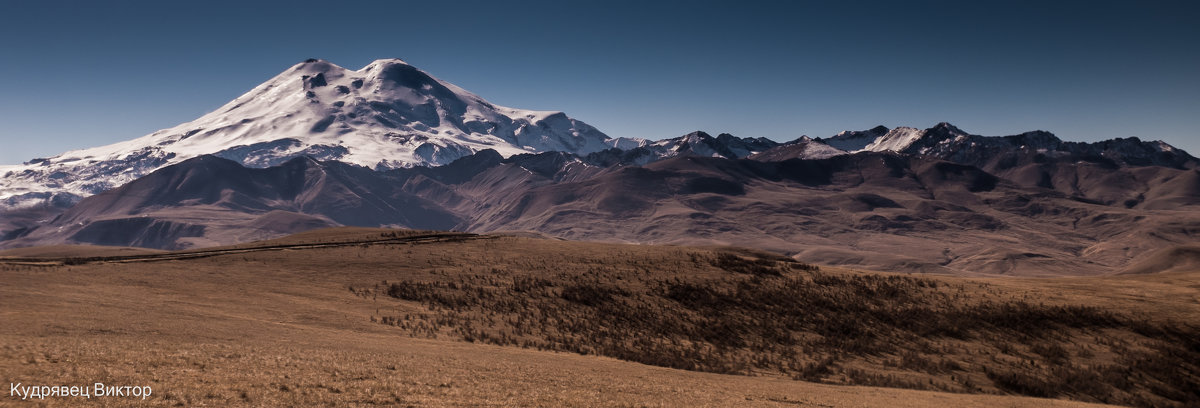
[2,59,1197,276]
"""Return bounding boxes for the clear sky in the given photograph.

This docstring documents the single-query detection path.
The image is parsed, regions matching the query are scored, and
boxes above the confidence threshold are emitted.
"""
[1,0,1197,164]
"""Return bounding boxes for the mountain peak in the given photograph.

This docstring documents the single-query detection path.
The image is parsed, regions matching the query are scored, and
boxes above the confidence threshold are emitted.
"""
[294,58,413,73]
[363,58,411,67]
[857,123,971,154]
[1003,130,1063,150]
[290,58,346,75]
[861,127,924,153]
[823,126,890,151]
[930,122,966,135]
[0,58,612,203]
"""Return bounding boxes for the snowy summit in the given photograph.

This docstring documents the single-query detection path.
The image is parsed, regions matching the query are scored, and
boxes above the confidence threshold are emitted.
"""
[0,58,612,206]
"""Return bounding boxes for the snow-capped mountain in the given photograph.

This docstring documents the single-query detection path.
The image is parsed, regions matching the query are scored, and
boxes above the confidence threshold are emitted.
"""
[861,126,929,152]
[0,58,612,207]
[803,122,1197,171]
[847,122,1196,170]
[746,136,845,161]
[589,131,782,166]
[820,125,889,151]
[652,131,780,159]
[2,55,1194,216]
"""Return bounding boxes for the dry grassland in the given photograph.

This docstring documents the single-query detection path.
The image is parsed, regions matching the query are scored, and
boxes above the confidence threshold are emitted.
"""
[1,228,1195,407]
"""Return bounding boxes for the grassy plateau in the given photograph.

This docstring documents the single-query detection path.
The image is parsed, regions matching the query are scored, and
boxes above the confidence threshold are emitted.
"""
[1,227,1196,407]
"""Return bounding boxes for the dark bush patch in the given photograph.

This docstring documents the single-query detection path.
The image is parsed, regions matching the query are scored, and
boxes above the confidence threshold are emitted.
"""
[369,252,1198,408]
[560,284,627,306]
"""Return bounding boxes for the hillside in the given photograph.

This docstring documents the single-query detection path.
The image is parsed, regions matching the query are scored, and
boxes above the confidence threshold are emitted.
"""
[7,147,1199,277]
[2,228,1195,406]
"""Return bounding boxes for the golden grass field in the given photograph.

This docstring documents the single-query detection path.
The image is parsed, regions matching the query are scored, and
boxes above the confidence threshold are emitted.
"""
[1,227,1196,407]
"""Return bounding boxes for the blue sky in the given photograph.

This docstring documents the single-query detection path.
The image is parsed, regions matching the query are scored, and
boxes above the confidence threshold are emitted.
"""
[1,0,1197,164]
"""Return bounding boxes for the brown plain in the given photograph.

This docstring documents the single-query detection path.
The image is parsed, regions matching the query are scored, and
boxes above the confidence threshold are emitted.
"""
[2,228,1195,407]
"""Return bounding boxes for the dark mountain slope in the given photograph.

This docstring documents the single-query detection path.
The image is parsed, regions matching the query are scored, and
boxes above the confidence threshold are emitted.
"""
[4,136,1198,276]
[8,156,459,249]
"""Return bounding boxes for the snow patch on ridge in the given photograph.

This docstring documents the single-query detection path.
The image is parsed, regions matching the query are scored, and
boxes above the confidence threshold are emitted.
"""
[863,127,924,152]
